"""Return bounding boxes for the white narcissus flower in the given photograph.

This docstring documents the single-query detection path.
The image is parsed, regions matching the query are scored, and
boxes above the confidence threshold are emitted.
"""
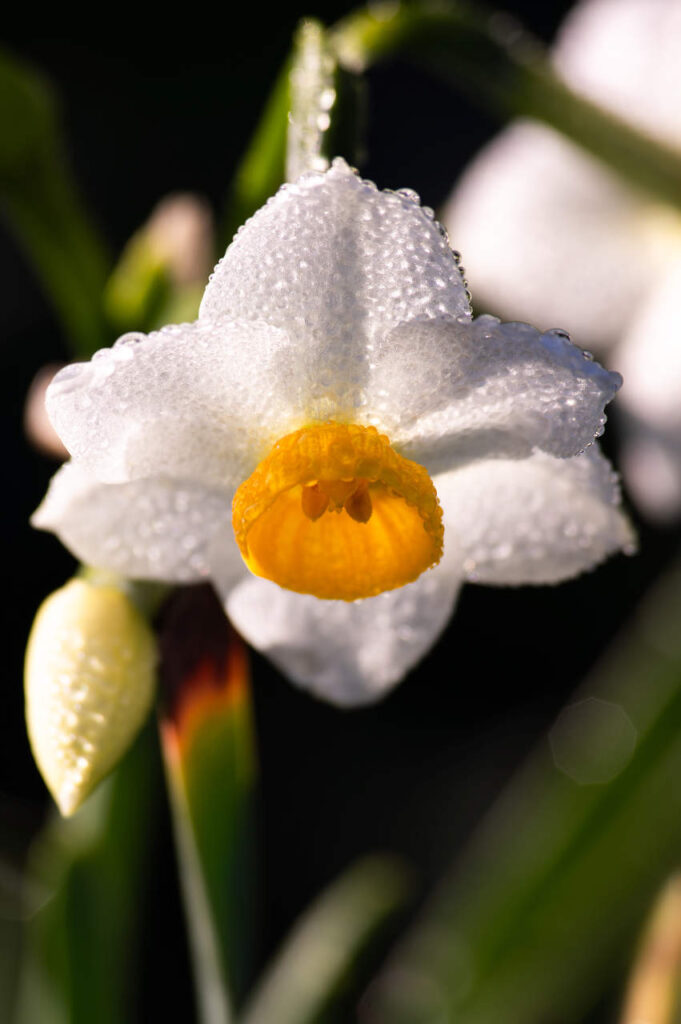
[33,158,631,707]
[444,0,681,521]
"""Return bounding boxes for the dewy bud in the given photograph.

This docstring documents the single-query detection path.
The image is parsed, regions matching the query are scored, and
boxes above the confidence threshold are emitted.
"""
[25,578,157,816]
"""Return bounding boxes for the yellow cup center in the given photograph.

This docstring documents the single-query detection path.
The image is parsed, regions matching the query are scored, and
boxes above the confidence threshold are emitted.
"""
[232,423,443,601]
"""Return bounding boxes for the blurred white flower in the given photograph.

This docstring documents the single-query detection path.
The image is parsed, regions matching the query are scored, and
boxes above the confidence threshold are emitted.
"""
[445,0,681,520]
[33,159,630,706]
[24,363,68,459]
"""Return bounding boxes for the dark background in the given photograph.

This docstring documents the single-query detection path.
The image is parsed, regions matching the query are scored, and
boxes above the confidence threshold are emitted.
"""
[3,5,677,1020]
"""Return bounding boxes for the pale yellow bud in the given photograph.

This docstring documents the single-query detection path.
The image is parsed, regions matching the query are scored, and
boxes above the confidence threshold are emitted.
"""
[25,578,157,816]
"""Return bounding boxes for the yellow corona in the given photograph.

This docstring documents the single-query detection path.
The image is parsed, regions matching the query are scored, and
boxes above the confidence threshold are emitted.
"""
[232,423,444,601]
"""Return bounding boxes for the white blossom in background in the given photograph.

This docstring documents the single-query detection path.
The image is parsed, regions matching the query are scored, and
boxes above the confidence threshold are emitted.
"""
[444,0,681,521]
[33,159,631,707]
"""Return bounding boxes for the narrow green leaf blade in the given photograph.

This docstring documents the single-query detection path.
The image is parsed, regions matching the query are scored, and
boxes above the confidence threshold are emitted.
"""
[13,723,158,1024]
[103,193,213,335]
[369,558,681,1024]
[221,18,364,249]
[159,586,256,1024]
[220,63,290,249]
[240,855,411,1024]
[0,47,109,355]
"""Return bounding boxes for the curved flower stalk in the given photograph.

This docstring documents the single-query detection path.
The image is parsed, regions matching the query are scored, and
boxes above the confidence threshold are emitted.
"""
[445,0,681,520]
[33,158,631,706]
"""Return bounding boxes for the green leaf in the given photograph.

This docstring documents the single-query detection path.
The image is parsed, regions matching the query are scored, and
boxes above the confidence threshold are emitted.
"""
[220,62,290,249]
[103,193,213,334]
[240,855,412,1024]
[13,723,158,1024]
[331,2,681,213]
[0,47,109,356]
[367,557,681,1024]
[158,586,257,1024]
[220,18,364,249]
[104,248,173,337]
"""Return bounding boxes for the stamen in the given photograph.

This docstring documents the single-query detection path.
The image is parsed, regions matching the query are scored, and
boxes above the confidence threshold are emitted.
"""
[301,478,373,524]
[345,481,372,523]
[301,483,329,521]
[232,423,443,601]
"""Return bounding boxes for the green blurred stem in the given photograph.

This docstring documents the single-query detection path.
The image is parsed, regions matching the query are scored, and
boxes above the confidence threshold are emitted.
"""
[286,20,365,183]
[286,20,336,181]
[158,595,256,1024]
[239,856,411,1024]
[220,64,290,249]
[4,166,109,356]
[220,19,364,248]
[13,725,158,1024]
[164,777,235,1024]
[331,2,681,212]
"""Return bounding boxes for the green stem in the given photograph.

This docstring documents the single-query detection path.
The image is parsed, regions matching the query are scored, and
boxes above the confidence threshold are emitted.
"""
[286,20,364,182]
[158,588,257,1022]
[286,20,336,181]
[220,18,364,248]
[331,2,681,211]
[219,64,290,250]
[4,173,109,357]
[13,725,159,1024]
[240,856,411,1024]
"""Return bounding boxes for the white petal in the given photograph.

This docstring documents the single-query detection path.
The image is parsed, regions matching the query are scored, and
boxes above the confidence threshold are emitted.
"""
[378,316,621,473]
[444,122,657,351]
[224,551,462,707]
[46,319,297,488]
[614,259,681,520]
[435,446,634,585]
[556,0,681,148]
[619,429,681,523]
[32,462,244,587]
[617,259,681,431]
[201,159,470,410]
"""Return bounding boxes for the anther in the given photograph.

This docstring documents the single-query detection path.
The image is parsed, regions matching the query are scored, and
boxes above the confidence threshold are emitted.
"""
[301,483,329,521]
[345,481,372,523]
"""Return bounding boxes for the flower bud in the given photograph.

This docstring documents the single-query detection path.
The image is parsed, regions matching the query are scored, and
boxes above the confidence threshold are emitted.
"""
[104,193,213,332]
[25,578,157,816]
